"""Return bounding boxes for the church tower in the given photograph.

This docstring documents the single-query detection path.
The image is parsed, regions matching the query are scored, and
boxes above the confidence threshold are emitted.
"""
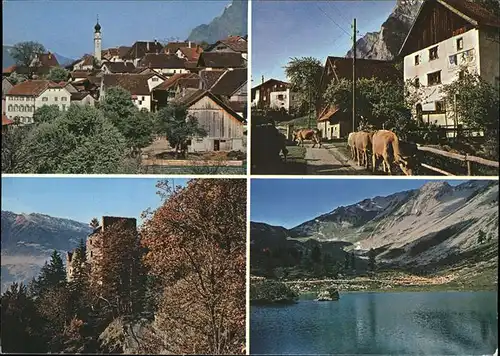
[94,16,102,64]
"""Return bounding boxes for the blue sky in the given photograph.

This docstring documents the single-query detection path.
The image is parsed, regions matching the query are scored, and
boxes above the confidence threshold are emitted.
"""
[3,0,232,59]
[251,179,467,229]
[252,1,397,84]
[1,177,188,224]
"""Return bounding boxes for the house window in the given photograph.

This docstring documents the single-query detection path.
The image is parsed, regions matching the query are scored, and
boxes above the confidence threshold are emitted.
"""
[14,105,18,111]
[414,54,420,65]
[142,96,145,101]
[26,105,31,112]
[62,104,66,111]
[277,94,284,100]
[54,97,58,101]
[414,78,420,88]
[427,71,441,86]
[8,105,12,111]
[449,54,457,67]
[435,100,445,113]
[458,70,465,80]
[42,97,48,101]
[61,97,67,101]
[20,97,24,101]
[152,77,158,82]
[429,46,438,61]
[20,106,24,112]
[457,37,464,50]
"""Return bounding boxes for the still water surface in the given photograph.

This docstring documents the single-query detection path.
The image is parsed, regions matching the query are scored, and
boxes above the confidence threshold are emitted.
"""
[251,291,498,355]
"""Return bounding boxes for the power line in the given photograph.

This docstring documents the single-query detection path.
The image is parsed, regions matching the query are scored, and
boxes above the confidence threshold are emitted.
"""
[316,3,351,38]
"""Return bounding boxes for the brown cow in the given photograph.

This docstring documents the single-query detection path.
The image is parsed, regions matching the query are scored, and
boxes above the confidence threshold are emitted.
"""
[353,131,374,169]
[293,128,322,148]
[371,130,416,176]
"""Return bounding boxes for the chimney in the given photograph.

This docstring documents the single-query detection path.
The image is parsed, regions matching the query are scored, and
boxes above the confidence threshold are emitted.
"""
[147,42,150,51]
[261,75,264,84]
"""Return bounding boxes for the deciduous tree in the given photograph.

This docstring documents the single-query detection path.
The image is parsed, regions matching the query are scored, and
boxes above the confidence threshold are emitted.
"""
[33,104,61,124]
[46,67,70,82]
[10,41,46,78]
[141,179,246,354]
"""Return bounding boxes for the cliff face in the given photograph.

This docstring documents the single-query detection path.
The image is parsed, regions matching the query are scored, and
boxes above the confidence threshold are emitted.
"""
[346,0,424,60]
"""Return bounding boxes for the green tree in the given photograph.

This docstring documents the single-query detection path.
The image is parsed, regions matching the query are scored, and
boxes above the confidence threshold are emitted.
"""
[344,253,350,270]
[7,72,28,85]
[122,108,156,154]
[440,69,499,159]
[155,104,207,157]
[47,67,70,82]
[310,245,322,264]
[33,105,61,124]
[473,0,500,17]
[99,86,136,128]
[32,250,66,296]
[350,252,356,271]
[1,283,46,353]
[1,125,31,173]
[90,217,100,229]
[10,41,46,78]
[284,57,323,127]
[22,105,129,173]
[368,248,376,271]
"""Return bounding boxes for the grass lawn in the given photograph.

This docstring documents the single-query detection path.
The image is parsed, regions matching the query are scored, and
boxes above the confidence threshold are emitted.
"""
[277,116,316,129]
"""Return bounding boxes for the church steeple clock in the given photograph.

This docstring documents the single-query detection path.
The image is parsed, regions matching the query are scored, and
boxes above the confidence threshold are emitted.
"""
[94,16,102,64]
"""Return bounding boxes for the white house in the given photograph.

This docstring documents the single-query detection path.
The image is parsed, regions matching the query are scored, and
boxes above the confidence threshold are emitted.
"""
[175,89,246,152]
[5,80,71,124]
[100,73,165,112]
[71,92,96,106]
[399,0,500,131]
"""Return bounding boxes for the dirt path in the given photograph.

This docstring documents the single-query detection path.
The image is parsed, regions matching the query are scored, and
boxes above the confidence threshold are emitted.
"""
[304,144,369,175]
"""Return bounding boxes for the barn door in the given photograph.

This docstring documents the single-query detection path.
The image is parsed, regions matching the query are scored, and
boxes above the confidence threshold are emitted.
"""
[214,140,220,151]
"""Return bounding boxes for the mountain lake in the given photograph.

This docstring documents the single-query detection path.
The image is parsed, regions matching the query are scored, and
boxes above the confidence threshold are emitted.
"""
[250,291,498,355]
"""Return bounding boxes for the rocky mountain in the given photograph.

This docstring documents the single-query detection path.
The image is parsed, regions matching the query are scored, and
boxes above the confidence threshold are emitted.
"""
[345,0,424,60]
[251,181,498,274]
[187,0,248,44]
[1,211,92,292]
[2,45,75,68]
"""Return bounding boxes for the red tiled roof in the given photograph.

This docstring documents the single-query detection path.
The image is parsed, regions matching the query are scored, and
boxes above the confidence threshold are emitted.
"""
[178,46,204,61]
[7,80,63,96]
[3,65,17,74]
[2,114,14,126]
[197,52,245,69]
[154,73,196,91]
[36,52,59,68]
[123,41,164,59]
[102,74,157,95]
[138,53,186,69]
[210,68,247,96]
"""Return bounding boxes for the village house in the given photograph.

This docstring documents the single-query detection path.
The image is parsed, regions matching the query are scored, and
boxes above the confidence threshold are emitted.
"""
[100,73,165,111]
[137,53,189,76]
[205,35,248,60]
[316,56,400,139]
[152,73,201,107]
[122,40,164,66]
[210,68,248,117]
[5,80,71,124]
[2,77,14,115]
[66,216,137,282]
[2,114,14,133]
[101,46,130,62]
[196,52,246,70]
[163,41,191,54]
[399,0,500,131]
[70,92,96,106]
[175,45,204,62]
[100,61,136,74]
[174,89,246,152]
[251,78,299,113]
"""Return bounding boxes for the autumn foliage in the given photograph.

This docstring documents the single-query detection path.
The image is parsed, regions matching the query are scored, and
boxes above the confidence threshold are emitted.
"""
[141,179,246,354]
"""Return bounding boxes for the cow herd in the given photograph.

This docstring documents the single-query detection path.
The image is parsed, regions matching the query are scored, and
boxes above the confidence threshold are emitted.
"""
[348,129,418,176]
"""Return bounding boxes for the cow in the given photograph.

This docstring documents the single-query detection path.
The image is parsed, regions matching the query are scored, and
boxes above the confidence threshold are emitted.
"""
[347,132,357,161]
[353,131,375,169]
[293,128,322,148]
[371,130,417,176]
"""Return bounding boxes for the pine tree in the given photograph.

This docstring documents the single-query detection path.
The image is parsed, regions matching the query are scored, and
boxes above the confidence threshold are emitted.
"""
[350,252,356,271]
[90,217,100,229]
[344,253,350,270]
[368,249,376,271]
[32,250,67,296]
[1,283,46,353]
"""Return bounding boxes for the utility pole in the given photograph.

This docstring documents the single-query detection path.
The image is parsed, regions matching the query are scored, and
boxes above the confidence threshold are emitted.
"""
[352,18,357,133]
[308,87,312,129]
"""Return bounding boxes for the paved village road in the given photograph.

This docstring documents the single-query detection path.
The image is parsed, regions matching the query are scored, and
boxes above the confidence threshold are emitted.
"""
[304,144,370,175]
